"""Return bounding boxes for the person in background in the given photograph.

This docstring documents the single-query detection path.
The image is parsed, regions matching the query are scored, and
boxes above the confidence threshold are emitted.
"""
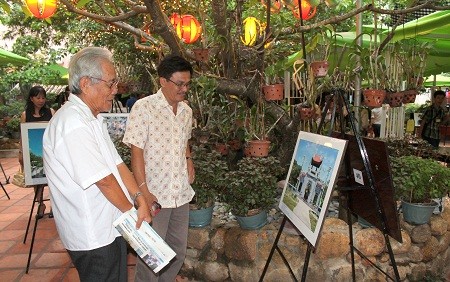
[125,93,138,112]
[43,47,151,281]
[418,90,450,148]
[370,106,383,138]
[55,86,71,109]
[123,55,195,282]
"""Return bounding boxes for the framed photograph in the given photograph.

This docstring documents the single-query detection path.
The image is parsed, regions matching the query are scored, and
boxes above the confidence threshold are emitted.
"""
[20,122,48,186]
[279,131,347,247]
[99,113,129,141]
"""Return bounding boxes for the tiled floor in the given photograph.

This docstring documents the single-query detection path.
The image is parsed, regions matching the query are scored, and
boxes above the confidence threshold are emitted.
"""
[0,157,137,281]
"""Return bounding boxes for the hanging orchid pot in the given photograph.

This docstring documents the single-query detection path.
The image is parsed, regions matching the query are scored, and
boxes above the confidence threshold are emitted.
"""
[402,89,418,104]
[262,84,284,101]
[310,61,329,77]
[192,48,209,63]
[363,89,386,108]
[25,0,57,19]
[260,0,282,13]
[387,91,404,108]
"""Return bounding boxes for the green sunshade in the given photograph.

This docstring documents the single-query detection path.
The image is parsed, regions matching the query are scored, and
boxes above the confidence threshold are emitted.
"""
[44,64,69,85]
[423,74,450,87]
[0,48,29,66]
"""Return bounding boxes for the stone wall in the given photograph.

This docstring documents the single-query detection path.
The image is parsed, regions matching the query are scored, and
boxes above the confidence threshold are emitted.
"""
[181,200,450,281]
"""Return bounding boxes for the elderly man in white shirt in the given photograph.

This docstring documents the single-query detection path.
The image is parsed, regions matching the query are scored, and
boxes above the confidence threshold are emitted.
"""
[43,47,151,281]
[123,55,195,282]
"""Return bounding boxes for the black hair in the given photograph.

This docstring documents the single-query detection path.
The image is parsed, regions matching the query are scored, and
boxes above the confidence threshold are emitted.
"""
[157,55,193,79]
[25,86,49,117]
[434,90,445,98]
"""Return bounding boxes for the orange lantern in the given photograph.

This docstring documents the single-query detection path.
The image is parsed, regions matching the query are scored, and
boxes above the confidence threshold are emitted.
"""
[292,0,317,20]
[260,0,282,13]
[25,0,57,19]
[169,13,181,29]
[175,15,202,44]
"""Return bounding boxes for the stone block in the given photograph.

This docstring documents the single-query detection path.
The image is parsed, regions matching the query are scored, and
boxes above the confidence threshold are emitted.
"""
[430,216,448,236]
[390,230,411,255]
[421,236,439,262]
[354,228,385,257]
[187,228,210,250]
[196,261,229,282]
[410,224,431,244]
[224,227,257,261]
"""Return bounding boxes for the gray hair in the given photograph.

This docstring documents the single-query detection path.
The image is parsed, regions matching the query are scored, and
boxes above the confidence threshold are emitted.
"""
[68,47,113,95]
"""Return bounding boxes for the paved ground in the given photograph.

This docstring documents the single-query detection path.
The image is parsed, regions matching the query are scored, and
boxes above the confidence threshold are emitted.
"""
[0,157,137,281]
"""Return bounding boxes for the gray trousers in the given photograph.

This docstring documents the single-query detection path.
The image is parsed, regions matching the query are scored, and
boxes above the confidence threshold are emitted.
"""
[135,203,189,282]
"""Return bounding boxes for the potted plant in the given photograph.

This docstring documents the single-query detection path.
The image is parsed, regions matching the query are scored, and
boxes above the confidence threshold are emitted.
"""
[391,155,450,225]
[6,116,21,139]
[309,25,335,78]
[222,156,285,229]
[189,145,228,227]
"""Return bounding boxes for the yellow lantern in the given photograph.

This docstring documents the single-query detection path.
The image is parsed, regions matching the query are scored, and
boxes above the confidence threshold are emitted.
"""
[241,17,261,47]
[25,0,57,19]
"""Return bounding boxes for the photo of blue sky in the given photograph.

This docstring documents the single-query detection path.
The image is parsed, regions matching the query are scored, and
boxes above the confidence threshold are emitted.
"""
[28,128,45,157]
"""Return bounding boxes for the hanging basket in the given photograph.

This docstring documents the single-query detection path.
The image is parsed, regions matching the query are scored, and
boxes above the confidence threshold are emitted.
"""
[402,89,418,104]
[262,84,284,101]
[310,61,329,77]
[215,143,229,156]
[387,91,404,107]
[363,89,386,108]
[192,48,210,63]
[299,107,314,120]
[247,140,271,157]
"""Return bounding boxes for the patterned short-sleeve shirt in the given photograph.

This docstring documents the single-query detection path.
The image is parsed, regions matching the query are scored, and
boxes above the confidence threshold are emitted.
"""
[123,89,194,208]
[422,105,446,140]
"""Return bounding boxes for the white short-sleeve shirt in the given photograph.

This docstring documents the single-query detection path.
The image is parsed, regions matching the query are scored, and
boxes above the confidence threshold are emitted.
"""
[123,89,194,208]
[43,94,131,251]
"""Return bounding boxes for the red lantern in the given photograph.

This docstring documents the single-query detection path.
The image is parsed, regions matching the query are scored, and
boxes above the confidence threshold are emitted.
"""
[260,0,282,13]
[292,0,317,20]
[175,15,202,44]
[25,0,57,19]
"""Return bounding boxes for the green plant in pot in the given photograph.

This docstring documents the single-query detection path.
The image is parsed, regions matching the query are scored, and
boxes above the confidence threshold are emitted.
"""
[189,145,228,227]
[222,156,285,229]
[6,116,21,139]
[391,155,450,225]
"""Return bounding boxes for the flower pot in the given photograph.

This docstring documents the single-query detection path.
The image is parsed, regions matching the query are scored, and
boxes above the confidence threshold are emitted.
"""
[262,84,284,101]
[227,139,242,151]
[387,91,404,107]
[363,89,386,108]
[235,209,267,230]
[215,143,229,156]
[189,204,214,228]
[402,89,418,104]
[299,107,314,120]
[310,60,329,77]
[247,140,270,157]
[401,200,437,225]
[193,48,209,63]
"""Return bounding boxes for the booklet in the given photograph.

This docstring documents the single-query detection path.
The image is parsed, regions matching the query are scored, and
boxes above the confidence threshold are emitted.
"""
[113,208,176,273]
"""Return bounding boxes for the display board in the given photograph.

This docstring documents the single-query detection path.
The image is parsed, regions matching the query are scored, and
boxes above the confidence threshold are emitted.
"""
[21,122,48,185]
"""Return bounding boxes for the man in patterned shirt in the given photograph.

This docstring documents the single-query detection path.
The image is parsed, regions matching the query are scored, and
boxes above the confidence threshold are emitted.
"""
[419,90,449,148]
[123,55,195,282]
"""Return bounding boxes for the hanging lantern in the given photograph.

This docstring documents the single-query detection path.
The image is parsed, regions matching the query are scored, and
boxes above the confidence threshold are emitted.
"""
[292,0,317,21]
[175,15,202,44]
[260,0,282,13]
[241,17,262,47]
[25,0,57,19]
[169,13,181,29]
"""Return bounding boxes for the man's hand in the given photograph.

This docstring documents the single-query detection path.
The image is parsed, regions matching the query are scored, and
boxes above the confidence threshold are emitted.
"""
[135,196,152,229]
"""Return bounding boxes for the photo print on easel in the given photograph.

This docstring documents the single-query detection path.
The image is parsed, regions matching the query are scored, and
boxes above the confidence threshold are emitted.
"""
[279,131,347,247]
[20,122,48,186]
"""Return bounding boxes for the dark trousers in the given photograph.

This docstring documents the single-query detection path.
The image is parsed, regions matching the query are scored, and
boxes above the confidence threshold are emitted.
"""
[423,136,440,148]
[67,236,127,282]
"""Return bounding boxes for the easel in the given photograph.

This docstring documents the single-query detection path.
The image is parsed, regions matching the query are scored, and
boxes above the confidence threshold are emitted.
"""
[260,90,400,281]
[0,162,10,199]
[23,184,52,273]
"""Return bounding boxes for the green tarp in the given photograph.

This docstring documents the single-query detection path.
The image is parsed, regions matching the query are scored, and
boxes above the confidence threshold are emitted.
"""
[0,47,29,66]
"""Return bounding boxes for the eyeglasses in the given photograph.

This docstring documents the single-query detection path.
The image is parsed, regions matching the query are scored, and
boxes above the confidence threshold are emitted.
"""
[166,78,191,89]
[88,76,119,89]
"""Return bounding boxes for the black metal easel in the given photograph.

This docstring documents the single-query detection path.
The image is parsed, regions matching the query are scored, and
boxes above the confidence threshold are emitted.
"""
[259,89,400,281]
[0,162,10,199]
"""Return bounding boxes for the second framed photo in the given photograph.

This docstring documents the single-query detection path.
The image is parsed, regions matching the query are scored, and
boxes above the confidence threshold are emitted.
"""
[21,122,48,186]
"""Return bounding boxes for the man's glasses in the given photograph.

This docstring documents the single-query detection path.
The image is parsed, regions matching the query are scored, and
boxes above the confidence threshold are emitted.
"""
[89,76,119,89]
[167,78,191,89]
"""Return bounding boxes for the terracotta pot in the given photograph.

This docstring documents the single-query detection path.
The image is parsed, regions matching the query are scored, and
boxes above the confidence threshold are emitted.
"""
[299,107,314,120]
[402,89,418,104]
[387,91,404,107]
[363,89,386,108]
[247,140,270,157]
[215,143,229,156]
[193,48,209,63]
[262,84,284,101]
[310,61,329,77]
[227,139,242,151]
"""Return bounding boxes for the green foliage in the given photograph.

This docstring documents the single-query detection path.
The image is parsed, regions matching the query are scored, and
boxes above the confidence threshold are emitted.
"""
[189,75,217,130]
[391,155,450,203]
[5,116,20,132]
[222,156,285,216]
[113,139,131,169]
[191,145,229,208]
